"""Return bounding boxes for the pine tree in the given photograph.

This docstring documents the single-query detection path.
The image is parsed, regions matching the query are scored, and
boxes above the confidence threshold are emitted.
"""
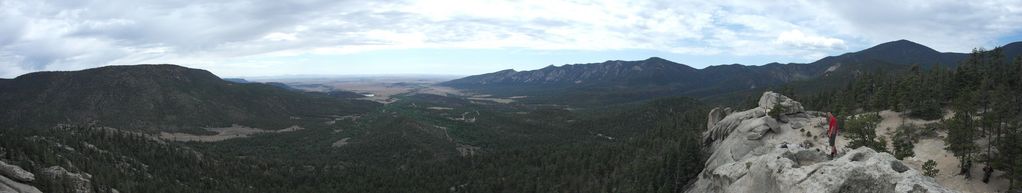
[844,112,886,152]
[892,124,916,160]
[945,107,979,174]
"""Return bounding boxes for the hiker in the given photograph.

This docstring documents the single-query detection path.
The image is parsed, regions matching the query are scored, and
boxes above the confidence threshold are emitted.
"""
[983,164,993,183]
[827,112,839,158]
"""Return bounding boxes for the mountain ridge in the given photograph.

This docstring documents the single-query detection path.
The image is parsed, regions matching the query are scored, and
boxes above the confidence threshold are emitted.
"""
[0,64,377,132]
[441,40,1019,106]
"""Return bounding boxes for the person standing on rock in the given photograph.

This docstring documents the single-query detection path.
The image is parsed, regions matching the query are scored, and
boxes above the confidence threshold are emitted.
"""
[827,112,840,159]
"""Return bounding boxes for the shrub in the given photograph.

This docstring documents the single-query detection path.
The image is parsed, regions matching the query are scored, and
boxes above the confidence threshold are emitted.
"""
[892,124,917,160]
[845,113,886,152]
[769,102,786,121]
[923,160,939,177]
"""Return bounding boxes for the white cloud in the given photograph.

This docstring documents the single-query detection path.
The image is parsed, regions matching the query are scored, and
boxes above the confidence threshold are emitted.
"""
[262,32,297,41]
[814,0,1022,51]
[775,30,846,50]
[1,0,1021,77]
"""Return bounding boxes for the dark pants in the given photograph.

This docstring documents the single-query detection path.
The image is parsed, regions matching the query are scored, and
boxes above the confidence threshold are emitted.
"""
[829,134,836,146]
[828,134,837,156]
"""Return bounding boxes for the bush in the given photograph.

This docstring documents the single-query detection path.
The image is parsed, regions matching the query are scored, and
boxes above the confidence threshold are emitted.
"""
[769,102,785,121]
[844,113,886,152]
[923,160,939,177]
[892,124,917,160]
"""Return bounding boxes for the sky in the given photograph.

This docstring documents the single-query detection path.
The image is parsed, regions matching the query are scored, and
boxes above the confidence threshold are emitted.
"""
[1,0,1022,78]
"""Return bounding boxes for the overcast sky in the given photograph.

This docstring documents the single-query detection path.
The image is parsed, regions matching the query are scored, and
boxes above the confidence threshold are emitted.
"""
[2,0,1022,78]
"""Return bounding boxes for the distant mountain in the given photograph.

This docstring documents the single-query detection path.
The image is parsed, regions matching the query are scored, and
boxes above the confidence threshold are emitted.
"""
[0,64,378,132]
[442,40,1010,106]
[223,78,251,83]
[442,57,715,105]
[813,40,966,70]
[445,57,700,87]
[995,41,1022,61]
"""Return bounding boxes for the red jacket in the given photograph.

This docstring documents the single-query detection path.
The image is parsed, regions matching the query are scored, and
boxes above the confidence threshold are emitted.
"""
[828,114,838,136]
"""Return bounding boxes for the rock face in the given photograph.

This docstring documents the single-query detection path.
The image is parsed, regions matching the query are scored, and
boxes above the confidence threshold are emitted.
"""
[0,161,34,182]
[758,91,805,115]
[0,161,41,193]
[707,107,727,130]
[687,92,953,193]
[39,166,93,193]
[0,175,42,193]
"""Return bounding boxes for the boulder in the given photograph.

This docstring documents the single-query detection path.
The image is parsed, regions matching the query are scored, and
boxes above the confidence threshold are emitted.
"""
[689,92,952,193]
[707,107,726,130]
[758,91,805,115]
[39,166,93,193]
[703,107,766,146]
[0,175,42,193]
[0,161,34,182]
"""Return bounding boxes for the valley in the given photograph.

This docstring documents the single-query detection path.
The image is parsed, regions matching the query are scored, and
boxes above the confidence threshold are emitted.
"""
[1,40,1021,193]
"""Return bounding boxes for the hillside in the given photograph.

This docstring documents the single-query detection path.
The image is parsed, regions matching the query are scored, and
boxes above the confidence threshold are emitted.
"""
[0,64,378,132]
[444,57,700,87]
[442,40,1000,106]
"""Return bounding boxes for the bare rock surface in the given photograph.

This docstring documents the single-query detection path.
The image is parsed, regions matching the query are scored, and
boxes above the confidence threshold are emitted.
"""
[707,107,725,130]
[758,91,805,115]
[39,166,93,193]
[687,92,953,193]
[0,175,42,193]
[0,161,41,193]
[0,161,33,182]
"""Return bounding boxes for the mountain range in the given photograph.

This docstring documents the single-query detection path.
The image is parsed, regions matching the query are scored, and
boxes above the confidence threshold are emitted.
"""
[442,40,1020,106]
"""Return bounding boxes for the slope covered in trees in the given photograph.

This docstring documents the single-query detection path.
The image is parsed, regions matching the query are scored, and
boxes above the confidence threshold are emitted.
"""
[0,65,378,132]
[797,47,1022,189]
[1,94,709,192]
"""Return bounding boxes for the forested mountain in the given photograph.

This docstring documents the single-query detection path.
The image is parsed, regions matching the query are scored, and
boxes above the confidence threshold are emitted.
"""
[444,57,701,86]
[442,40,1002,106]
[3,39,1022,192]
[0,65,378,132]
[814,39,967,70]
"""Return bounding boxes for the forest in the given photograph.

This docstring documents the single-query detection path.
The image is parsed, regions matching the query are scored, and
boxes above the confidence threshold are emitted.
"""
[796,47,1022,188]
[0,96,709,192]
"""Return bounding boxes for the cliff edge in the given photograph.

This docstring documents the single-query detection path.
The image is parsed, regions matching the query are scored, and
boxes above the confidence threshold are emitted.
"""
[687,91,954,193]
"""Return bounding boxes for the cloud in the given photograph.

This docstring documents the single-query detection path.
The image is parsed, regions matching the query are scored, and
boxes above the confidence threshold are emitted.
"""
[775,30,846,50]
[814,0,1022,51]
[0,0,1021,77]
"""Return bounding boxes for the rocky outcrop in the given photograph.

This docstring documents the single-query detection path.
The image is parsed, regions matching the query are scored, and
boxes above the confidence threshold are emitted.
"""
[688,92,953,193]
[0,161,33,182]
[39,166,93,193]
[0,175,42,193]
[0,161,41,193]
[759,91,805,115]
[707,107,727,130]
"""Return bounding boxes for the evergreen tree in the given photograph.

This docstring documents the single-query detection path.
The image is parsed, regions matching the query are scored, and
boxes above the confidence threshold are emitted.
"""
[892,124,916,160]
[843,112,886,152]
[945,109,979,174]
